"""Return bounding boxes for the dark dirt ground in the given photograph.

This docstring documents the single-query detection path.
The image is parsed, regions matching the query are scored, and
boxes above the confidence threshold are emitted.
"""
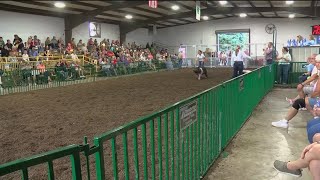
[0,68,233,179]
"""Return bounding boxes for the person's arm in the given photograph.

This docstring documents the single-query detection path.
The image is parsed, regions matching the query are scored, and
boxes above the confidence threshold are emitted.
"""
[310,78,320,98]
[301,73,318,86]
[241,51,251,60]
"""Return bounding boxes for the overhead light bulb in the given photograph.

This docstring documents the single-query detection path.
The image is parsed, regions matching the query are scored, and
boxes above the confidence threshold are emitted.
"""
[171,5,180,10]
[54,2,66,8]
[288,14,295,18]
[239,13,247,18]
[125,15,133,19]
[286,1,294,5]
[219,1,228,5]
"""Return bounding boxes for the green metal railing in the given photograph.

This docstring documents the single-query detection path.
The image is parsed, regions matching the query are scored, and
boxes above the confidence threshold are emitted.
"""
[0,64,276,179]
[275,62,308,85]
[0,60,167,96]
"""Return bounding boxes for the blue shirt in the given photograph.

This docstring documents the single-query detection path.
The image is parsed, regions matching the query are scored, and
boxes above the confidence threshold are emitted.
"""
[307,64,314,73]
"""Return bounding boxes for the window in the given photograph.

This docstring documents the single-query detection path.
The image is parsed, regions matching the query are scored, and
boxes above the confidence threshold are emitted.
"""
[216,29,250,54]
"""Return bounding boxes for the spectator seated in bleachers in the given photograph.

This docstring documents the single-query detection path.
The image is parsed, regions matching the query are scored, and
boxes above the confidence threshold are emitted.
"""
[272,55,320,128]
[299,54,316,83]
[0,32,170,86]
[286,56,318,105]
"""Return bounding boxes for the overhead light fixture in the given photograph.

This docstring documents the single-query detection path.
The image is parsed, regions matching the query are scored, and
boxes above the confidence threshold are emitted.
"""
[239,13,247,18]
[54,1,66,8]
[171,5,180,10]
[288,14,295,18]
[125,14,133,19]
[286,1,294,5]
[202,16,209,20]
[219,1,228,5]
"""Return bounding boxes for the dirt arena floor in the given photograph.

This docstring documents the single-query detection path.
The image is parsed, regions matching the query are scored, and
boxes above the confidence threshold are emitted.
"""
[0,68,233,179]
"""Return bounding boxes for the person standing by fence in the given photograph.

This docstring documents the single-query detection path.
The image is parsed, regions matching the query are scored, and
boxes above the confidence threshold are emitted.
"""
[232,45,251,78]
[264,42,276,65]
[196,50,205,67]
[276,47,291,84]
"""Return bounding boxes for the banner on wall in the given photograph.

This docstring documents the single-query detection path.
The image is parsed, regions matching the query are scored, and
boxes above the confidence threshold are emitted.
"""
[89,22,101,38]
[196,1,201,21]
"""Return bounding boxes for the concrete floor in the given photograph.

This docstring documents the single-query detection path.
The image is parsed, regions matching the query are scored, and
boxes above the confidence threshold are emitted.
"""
[204,88,314,180]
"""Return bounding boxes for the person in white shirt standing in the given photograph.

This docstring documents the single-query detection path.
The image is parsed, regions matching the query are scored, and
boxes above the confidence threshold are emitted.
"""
[231,45,251,78]
[196,50,205,68]
[276,47,291,84]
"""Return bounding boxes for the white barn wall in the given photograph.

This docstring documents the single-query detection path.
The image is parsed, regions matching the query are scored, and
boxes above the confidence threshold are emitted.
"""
[0,10,64,44]
[72,21,120,44]
[126,28,153,46]
[154,17,320,53]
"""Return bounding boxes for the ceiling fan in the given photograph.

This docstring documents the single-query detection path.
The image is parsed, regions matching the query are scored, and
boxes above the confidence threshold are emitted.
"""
[265,23,276,34]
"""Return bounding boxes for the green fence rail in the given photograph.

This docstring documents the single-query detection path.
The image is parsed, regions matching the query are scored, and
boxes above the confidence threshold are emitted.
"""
[0,64,276,179]
[0,60,168,96]
[275,62,308,85]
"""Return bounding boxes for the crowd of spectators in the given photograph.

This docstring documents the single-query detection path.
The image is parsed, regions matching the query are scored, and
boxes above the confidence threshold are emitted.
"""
[0,34,181,86]
[0,34,176,65]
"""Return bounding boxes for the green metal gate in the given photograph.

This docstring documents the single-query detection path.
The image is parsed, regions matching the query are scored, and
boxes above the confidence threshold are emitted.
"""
[0,64,276,180]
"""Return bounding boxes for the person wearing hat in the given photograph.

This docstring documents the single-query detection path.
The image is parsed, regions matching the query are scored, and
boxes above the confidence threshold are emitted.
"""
[272,54,320,128]
[276,47,291,84]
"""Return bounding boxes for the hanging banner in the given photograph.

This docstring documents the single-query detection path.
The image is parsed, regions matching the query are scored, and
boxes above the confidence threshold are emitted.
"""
[196,1,201,21]
[149,0,157,8]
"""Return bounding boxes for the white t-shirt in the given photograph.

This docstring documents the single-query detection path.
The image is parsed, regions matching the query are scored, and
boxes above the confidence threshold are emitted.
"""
[311,66,318,86]
[197,54,205,62]
[22,54,29,61]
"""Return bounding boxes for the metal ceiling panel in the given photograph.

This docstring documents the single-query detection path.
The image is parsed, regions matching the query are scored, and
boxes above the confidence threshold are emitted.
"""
[251,1,271,7]
[137,4,176,15]
[38,1,96,11]
[158,1,191,12]
[232,1,252,7]
[0,1,81,14]
[120,7,162,18]
[80,1,111,6]
[247,12,262,16]
[156,21,177,26]
[211,14,226,18]
[96,15,131,22]
[167,19,188,24]
[103,10,148,20]
[181,17,198,22]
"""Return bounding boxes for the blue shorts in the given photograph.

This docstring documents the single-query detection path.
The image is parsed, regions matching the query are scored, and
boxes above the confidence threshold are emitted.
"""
[307,118,320,143]
[308,97,318,108]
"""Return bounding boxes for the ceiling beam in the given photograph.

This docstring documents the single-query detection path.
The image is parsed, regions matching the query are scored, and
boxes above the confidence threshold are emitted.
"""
[267,0,279,17]
[66,1,147,30]
[93,17,121,25]
[0,3,66,18]
[120,6,320,34]
[15,0,86,13]
[133,6,167,16]
[69,1,102,9]
[171,1,193,10]
[247,0,265,17]
[87,1,147,16]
